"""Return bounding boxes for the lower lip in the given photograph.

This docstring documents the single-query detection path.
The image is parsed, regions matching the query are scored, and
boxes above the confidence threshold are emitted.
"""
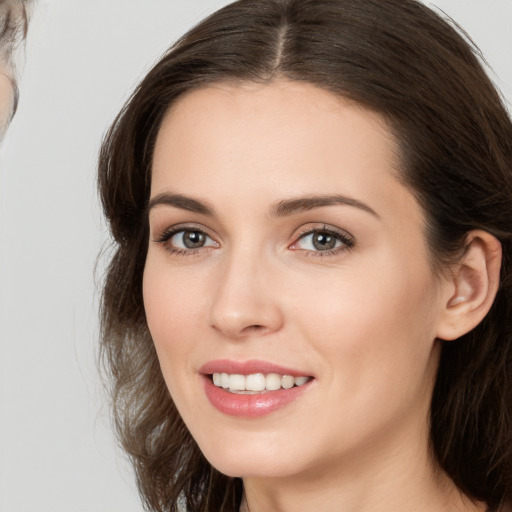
[202,376,313,418]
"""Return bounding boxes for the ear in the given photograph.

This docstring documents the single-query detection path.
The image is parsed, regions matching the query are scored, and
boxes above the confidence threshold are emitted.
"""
[436,230,502,341]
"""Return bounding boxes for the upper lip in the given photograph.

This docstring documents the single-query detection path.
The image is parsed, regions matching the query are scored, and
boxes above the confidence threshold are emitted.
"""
[199,359,313,377]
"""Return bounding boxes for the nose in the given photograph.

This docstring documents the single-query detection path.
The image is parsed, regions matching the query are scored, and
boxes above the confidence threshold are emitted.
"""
[209,250,284,339]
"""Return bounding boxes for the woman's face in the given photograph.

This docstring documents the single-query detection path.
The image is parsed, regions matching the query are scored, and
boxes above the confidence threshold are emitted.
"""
[144,81,449,479]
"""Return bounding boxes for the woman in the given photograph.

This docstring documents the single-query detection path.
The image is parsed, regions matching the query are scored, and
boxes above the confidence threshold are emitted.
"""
[98,0,512,510]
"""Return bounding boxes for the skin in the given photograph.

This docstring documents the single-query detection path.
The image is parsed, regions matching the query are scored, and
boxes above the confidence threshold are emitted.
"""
[143,81,494,512]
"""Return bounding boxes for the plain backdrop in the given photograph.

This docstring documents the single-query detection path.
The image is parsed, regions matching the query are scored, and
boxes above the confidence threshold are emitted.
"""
[0,1,510,511]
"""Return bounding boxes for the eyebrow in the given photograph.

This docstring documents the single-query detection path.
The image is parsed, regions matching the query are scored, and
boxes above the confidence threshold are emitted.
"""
[271,194,380,218]
[147,193,215,216]
[147,192,379,219]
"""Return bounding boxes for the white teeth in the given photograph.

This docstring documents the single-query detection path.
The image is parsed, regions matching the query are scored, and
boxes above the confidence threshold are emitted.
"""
[294,376,309,386]
[228,374,246,391]
[266,373,282,391]
[246,373,266,391]
[211,372,311,392]
[281,375,295,389]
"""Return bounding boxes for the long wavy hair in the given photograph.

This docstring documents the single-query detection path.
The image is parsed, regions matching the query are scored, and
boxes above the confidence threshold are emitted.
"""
[97,1,512,510]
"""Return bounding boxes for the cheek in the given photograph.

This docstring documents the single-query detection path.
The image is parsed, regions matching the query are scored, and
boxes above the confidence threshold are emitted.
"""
[280,260,441,461]
[143,254,206,338]
[142,259,203,395]
[288,252,440,388]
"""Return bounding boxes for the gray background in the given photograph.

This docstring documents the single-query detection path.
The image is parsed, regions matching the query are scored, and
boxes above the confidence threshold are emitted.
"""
[0,1,510,511]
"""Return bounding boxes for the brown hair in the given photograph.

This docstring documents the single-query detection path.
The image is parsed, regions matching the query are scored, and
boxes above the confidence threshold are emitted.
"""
[98,0,512,510]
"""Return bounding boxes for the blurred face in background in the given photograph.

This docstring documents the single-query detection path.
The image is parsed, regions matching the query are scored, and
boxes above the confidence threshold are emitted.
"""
[0,65,15,138]
[0,0,30,141]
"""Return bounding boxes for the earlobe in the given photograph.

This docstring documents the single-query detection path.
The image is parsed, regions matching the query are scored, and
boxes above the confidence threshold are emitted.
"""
[436,230,502,341]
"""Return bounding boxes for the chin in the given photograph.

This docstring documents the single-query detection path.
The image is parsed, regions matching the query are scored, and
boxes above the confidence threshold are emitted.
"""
[210,458,298,479]
[195,431,308,479]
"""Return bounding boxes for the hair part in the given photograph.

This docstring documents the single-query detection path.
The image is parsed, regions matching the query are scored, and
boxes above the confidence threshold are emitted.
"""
[98,1,512,510]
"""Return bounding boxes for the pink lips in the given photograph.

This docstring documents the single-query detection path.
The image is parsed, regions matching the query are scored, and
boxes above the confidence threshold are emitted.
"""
[199,359,313,418]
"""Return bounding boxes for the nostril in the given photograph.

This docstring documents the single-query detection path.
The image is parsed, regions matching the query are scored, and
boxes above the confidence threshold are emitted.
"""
[243,324,265,333]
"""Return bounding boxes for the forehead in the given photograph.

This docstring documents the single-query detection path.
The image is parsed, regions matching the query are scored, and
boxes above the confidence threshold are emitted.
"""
[160,80,394,140]
[151,80,404,199]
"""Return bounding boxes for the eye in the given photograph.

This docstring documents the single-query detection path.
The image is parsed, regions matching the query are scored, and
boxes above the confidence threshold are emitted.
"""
[290,226,353,254]
[170,230,215,249]
[154,226,219,254]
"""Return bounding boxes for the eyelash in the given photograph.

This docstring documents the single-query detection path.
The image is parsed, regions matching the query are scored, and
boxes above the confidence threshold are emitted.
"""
[153,224,217,257]
[153,224,355,258]
[290,225,354,258]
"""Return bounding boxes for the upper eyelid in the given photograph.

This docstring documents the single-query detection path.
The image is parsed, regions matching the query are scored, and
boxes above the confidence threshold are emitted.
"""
[152,222,215,239]
[291,223,354,241]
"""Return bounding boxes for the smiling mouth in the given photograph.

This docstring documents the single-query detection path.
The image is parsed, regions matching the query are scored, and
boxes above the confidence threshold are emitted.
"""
[209,372,313,394]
